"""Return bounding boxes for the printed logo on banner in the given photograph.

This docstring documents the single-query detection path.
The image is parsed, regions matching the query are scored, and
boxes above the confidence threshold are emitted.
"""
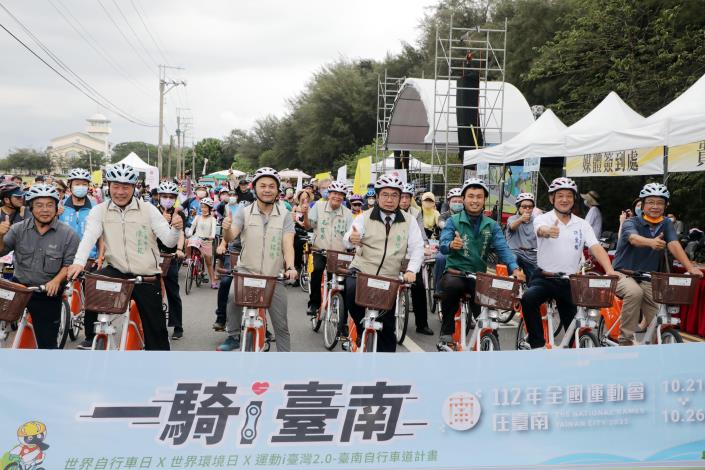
[1,420,50,470]
[442,392,481,431]
[78,380,428,448]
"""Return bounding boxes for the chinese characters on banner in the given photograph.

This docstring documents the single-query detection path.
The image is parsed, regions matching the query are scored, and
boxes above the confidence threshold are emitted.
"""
[565,146,664,177]
[666,139,705,173]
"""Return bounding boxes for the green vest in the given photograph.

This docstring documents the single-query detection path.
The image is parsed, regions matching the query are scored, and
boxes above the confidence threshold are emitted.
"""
[445,211,496,274]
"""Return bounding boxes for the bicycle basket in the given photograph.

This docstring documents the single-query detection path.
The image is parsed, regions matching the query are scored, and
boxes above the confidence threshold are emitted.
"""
[158,253,174,277]
[232,272,277,308]
[83,274,136,314]
[569,274,618,308]
[355,273,402,311]
[326,250,354,275]
[650,272,698,305]
[0,279,34,322]
[229,251,240,269]
[474,272,521,310]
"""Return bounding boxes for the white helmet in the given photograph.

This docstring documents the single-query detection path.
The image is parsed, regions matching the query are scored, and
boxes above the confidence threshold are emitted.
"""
[515,192,535,206]
[374,174,404,192]
[548,177,578,194]
[105,163,139,184]
[25,184,60,203]
[157,181,179,195]
[639,182,669,201]
[252,167,280,187]
[199,197,214,208]
[328,180,348,195]
[446,187,462,200]
[402,183,415,195]
[461,177,489,196]
[67,168,91,182]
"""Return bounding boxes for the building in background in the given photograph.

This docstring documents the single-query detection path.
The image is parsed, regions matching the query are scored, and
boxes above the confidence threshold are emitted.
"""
[48,113,111,173]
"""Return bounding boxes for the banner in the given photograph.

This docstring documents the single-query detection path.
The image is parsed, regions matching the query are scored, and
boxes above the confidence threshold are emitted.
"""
[668,140,705,173]
[336,165,347,182]
[522,157,540,173]
[91,170,103,185]
[566,146,664,177]
[487,165,537,214]
[2,346,705,469]
[314,171,332,182]
[352,156,372,195]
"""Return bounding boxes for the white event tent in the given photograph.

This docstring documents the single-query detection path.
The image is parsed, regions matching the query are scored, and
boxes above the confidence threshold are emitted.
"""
[372,154,443,175]
[117,152,159,187]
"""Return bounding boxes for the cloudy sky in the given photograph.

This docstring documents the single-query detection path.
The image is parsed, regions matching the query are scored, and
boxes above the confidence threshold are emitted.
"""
[0,0,434,156]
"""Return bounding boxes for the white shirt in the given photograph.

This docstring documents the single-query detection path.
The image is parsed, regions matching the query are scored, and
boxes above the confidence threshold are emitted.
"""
[343,210,425,273]
[584,205,603,238]
[533,210,599,273]
[74,199,180,266]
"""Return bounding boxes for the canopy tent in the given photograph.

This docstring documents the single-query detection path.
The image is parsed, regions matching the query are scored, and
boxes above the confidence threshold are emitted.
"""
[203,169,245,181]
[279,169,311,179]
[463,109,568,165]
[117,152,158,188]
[372,154,443,175]
[384,78,534,151]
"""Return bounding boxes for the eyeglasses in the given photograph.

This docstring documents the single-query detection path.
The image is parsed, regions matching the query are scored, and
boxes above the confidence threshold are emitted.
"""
[519,204,534,209]
[378,192,400,200]
[644,200,666,207]
[32,202,56,210]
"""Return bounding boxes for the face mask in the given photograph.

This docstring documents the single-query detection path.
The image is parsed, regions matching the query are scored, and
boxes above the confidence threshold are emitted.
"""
[320,189,329,199]
[196,190,207,199]
[228,198,238,205]
[160,198,175,209]
[635,207,643,217]
[450,202,464,213]
[422,200,435,210]
[367,198,376,206]
[72,186,88,198]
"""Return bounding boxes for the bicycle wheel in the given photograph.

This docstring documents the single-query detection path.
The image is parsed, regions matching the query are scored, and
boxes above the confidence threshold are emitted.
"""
[195,258,203,287]
[515,317,531,350]
[184,261,193,295]
[243,330,256,352]
[68,310,81,341]
[396,290,410,345]
[596,317,610,346]
[660,328,683,344]
[424,264,434,314]
[57,299,70,349]
[497,303,517,324]
[364,331,376,352]
[299,267,310,293]
[94,335,108,350]
[575,331,600,348]
[323,293,343,350]
[479,332,500,351]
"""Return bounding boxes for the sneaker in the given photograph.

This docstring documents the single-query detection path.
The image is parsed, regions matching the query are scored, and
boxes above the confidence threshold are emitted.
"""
[212,321,225,331]
[416,326,434,335]
[306,305,318,316]
[438,334,453,344]
[216,336,240,351]
[211,282,219,289]
[77,339,93,350]
[172,330,183,340]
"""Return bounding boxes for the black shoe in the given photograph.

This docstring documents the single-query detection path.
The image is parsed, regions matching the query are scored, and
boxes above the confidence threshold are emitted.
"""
[77,339,93,350]
[172,330,183,340]
[212,321,225,331]
[306,305,317,316]
[266,329,275,342]
[416,326,434,335]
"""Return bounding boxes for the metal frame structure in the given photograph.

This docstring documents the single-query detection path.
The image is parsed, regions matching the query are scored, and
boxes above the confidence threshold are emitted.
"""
[430,16,507,195]
[375,70,405,172]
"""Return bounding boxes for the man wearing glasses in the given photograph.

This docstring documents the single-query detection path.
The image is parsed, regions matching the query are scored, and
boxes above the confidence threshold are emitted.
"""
[506,192,539,282]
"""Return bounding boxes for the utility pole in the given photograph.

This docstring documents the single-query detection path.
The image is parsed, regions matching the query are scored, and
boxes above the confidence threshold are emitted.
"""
[175,108,191,179]
[158,65,186,176]
[168,135,174,181]
[176,116,181,179]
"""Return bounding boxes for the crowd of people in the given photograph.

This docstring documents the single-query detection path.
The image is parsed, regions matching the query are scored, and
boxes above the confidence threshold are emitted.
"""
[0,163,702,351]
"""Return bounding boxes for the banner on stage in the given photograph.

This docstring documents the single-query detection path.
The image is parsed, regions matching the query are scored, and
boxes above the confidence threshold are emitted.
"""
[668,139,705,173]
[2,346,705,469]
[566,146,664,177]
[352,156,372,195]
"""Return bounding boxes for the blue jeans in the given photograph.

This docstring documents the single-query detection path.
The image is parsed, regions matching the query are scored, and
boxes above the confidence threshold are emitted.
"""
[215,254,233,324]
[433,253,446,294]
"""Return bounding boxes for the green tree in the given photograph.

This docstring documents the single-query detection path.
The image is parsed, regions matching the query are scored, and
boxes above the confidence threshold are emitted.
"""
[0,148,51,174]
[111,141,157,164]
[71,150,106,173]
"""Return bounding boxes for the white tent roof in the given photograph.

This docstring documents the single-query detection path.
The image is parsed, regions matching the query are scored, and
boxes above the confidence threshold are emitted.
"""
[117,152,159,187]
[464,109,567,165]
[372,154,443,175]
[646,74,705,147]
[385,78,534,151]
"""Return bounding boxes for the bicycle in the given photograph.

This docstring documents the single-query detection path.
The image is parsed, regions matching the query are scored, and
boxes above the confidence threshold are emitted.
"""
[0,279,45,349]
[158,253,174,320]
[58,258,97,348]
[309,249,352,350]
[298,233,314,294]
[231,270,283,352]
[81,273,157,350]
[395,258,411,345]
[597,271,696,346]
[516,272,617,349]
[184,238,207,295]
[343,272,402,353]
[437,272,520,352]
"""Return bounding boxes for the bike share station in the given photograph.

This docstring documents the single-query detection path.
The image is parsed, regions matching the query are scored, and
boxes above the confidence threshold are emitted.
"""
[3,21,705,470]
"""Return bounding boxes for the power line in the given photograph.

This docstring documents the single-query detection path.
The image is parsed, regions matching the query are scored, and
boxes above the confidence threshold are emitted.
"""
[0,20,156,127]
[130,0,169,64]
[109,0,159,67]
[96,0,154,74]
[47,0,153,98]
[0,1,155,126]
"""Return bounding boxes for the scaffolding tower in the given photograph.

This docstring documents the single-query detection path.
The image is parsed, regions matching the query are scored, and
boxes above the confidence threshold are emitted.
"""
[430,16,507,195]
[375,70,405,173]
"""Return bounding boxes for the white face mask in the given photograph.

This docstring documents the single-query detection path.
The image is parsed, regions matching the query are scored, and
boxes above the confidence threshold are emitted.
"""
[196,190,207,199]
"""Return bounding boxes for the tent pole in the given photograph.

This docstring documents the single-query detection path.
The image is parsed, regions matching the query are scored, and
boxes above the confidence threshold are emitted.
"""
[496,164,506,223]
[663,145,669,185]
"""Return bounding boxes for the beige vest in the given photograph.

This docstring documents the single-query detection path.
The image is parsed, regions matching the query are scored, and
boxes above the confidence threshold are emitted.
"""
[239,201,287,276]
[102,198,160,275]
[312,200,351,251]
[349,209,410,277]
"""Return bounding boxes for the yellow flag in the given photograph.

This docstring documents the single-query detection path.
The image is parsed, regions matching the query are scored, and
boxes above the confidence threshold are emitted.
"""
[353,156,372,195]
[91,170,103,185]
[314,171,332,181]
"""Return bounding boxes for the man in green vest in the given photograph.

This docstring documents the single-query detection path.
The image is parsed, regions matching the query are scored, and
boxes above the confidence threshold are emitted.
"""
[344,174,424,352]
[219,167,298,352]
[438,177,525,345]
